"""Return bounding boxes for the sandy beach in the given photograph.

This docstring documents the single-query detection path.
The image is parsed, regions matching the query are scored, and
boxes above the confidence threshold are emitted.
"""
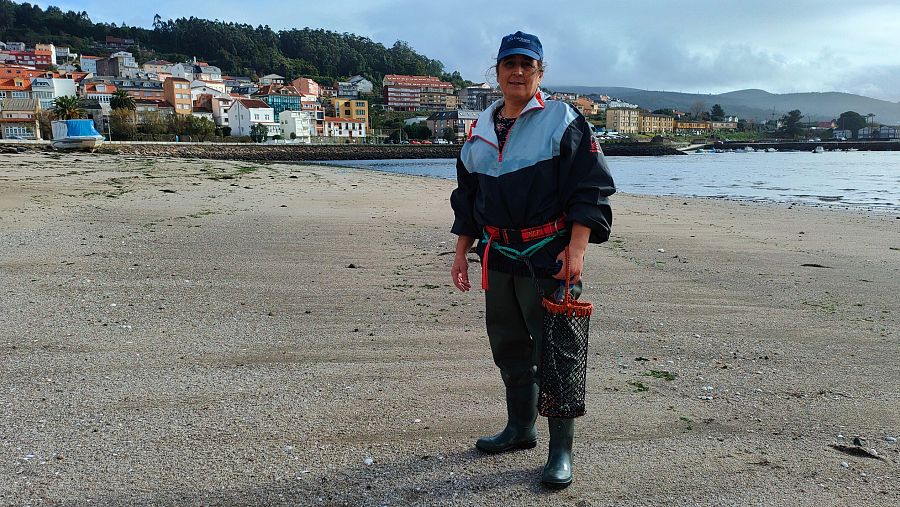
[1,151,898,506]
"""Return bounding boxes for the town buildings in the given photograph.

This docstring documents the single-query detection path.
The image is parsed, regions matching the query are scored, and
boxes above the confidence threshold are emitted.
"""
[382,74,454,112]
[0,97,41,139]
[228,98,279,138]
[323,117,366,139]
[279,110,314,142]
[0,41,792,144]
[426,109,479,141]
[327,98,369,126]
[163,77,192,115]
[253,84,302,115]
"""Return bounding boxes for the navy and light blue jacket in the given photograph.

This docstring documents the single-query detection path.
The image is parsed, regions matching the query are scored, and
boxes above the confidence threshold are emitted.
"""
[450,91,616,276]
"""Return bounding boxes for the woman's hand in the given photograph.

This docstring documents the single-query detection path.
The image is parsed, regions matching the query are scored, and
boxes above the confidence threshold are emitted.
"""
[553,222,590,283]
[553,248,584,283]
[451,235,475,292]
[451,253,471,291]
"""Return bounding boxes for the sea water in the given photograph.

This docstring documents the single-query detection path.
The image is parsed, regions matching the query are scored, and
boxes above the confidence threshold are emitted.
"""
[319,150,900,211]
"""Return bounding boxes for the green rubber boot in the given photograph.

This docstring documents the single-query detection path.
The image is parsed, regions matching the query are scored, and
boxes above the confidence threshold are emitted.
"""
[475,383,538,453]
[541,418,574,489]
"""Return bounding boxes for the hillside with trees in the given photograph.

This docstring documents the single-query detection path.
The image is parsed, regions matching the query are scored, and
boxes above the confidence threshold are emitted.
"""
[0,0,471,89]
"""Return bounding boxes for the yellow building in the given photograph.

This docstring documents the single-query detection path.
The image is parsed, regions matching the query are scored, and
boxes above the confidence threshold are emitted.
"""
[328,98,369,126]
[674,120,711,133]
[639,113,675,133]
[606,107,641,134]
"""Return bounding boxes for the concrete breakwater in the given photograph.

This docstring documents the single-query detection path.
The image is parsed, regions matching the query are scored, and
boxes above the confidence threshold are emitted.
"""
[708,140,900,151]
[2,141,683,159]
[96,142,683,160]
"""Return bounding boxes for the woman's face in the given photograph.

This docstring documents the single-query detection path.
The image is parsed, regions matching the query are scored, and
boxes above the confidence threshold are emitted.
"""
[497,55,543,106]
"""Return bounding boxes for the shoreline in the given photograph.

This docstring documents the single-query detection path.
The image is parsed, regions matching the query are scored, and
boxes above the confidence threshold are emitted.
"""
[307,159,900,215]
[2,152,898,506]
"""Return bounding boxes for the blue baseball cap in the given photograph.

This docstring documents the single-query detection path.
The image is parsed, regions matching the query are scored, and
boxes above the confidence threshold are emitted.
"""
[497,31,543,62]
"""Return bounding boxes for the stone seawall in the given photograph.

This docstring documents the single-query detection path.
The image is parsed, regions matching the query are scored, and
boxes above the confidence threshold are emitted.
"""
[2,141,684,159]
[98,142,683,160]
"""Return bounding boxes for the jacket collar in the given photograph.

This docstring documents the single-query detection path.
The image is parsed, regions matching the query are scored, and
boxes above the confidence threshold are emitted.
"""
[470,91,546,145]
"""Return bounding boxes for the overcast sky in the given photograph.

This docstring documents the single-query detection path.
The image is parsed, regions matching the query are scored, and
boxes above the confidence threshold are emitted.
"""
[37,0,900,102]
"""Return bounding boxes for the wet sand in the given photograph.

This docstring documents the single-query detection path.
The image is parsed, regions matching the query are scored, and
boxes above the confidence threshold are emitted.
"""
[1,151,898,506]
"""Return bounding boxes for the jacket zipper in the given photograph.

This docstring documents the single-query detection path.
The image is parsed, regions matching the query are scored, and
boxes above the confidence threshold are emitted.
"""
[497,104,542,162]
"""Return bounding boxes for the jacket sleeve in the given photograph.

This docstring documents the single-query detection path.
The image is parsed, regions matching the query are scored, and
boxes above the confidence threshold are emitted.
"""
[450,156,480,237]
[558,114,616,243]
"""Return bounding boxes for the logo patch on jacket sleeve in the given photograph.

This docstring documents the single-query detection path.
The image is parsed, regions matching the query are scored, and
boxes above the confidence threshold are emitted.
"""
[589,136,600,153]
[467,119,477,140]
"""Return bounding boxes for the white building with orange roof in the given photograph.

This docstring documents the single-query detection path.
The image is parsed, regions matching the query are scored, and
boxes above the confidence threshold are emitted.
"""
[83,82,117,109]
[0,73,33,100]
[323,116,366,138]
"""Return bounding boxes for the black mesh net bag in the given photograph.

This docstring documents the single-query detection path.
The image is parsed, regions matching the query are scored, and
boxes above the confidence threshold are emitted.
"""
[538,249,592,419]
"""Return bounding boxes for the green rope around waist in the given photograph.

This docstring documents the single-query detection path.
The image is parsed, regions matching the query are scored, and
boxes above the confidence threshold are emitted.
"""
[482,229,567,260]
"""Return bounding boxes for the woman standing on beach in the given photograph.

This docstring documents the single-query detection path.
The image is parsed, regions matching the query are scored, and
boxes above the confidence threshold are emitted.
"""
[449,31,615,489]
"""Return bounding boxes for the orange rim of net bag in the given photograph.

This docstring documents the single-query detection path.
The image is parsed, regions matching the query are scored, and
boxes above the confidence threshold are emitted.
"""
[541,248,593,317]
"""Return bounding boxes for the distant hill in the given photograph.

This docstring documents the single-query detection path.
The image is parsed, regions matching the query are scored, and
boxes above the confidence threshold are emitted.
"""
[551,86,900,124]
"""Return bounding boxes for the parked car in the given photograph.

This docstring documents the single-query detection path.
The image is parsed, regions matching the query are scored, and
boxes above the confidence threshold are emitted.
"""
[434,138,450,144]
[399,140,410,144]
[410,140,421,145]
[422,140,432,145]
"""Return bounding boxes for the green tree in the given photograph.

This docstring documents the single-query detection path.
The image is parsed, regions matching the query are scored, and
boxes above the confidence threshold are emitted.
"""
[836,111,867,137]
[138,111,167,140]
[185,116,215,141]
[651,108,674,116]
[442,127,456,142]
[250,123,268,142]
[109,108,137,140]
[51,95,85,120]
[403,123,431,140]
[710,104,725,121]
[110,90,136,111]
[780,109,804,138]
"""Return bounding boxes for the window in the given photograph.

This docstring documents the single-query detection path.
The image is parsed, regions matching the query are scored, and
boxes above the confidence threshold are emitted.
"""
[12,91,28,98]
[254,114,259,120]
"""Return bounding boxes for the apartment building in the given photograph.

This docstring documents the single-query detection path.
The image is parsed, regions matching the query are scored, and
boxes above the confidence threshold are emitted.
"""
[606,107,641,134]
[279,110,314,142]
[327,98,369,126]
[640,113,675,134]
[252,84,302,115]
[382,74,454,112]
[163,77,192,115]
[426,109,479,141]
[674,120,711,134]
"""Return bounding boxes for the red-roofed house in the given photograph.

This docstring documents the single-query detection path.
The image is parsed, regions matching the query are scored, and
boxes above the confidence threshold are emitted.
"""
[228,98,279,138]
[323,116,366,139]
[0,76,32,100]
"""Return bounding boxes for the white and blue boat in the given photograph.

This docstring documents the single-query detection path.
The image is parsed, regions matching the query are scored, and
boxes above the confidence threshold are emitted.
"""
[51,120,105,151]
